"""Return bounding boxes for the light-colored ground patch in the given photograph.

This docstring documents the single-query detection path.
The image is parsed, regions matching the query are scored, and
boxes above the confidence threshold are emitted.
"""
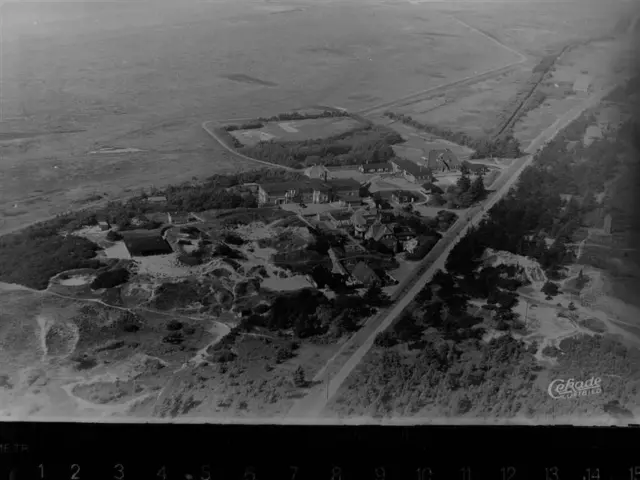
[58,275,93,286]
[278,122,299,133]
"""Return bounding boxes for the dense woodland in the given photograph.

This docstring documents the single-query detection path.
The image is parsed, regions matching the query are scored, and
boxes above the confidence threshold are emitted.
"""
[237,125,403,169]
[383,112,522,159]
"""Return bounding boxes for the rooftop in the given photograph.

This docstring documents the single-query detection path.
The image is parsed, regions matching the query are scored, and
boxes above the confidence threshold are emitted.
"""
[392,158,432,178]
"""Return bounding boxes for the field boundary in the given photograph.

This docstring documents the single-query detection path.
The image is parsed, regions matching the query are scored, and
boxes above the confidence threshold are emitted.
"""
[201,121,296,172]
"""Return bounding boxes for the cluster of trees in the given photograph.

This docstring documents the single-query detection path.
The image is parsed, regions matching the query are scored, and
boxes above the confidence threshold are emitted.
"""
[429,169,487,209]
[0,226,102,290]
[256,109,351,123]
[237,126,403,169]
[90,268,130,290]
[339,332,640,419]
[238,284,391,339]
[382,112,522,159]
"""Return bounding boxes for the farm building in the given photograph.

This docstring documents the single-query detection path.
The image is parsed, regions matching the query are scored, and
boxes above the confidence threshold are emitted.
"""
[358,162,393,174]
[124,235,173,257]
[391,158,433,183]
[573,74,591,95]
[425,149,461,172]
[304,164,330,180]
[350,262,380,287]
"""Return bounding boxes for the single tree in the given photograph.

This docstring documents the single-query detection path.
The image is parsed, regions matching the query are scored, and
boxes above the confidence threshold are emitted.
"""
[293,366,306,387]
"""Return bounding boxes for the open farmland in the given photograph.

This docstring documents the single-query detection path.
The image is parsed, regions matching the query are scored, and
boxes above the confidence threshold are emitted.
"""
[230,117,367,147]
[391,65,534,139]
[434,1,628,56]
[0,0,526,234]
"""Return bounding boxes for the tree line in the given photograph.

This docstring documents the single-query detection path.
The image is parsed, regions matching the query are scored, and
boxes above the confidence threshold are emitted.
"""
[383,111,522,159]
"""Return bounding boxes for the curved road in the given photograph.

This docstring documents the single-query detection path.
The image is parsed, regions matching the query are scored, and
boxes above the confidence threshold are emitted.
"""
[284,84,617,420]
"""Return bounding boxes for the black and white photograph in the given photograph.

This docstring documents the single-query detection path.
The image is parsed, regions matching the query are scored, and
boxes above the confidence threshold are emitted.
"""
[1,0,640,426]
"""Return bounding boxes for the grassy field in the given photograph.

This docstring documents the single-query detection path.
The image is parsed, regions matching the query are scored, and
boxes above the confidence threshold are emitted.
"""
[1,0,530,234]
[230,116,367,146]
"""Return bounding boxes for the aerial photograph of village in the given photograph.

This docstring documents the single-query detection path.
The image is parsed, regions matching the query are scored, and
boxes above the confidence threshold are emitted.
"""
[0,0,639,425]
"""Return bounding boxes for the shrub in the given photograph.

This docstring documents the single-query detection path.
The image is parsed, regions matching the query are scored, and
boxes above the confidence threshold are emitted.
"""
[374,331,398,348]
[167,320,183,331]
[90,268,129,290]
[106,230,123,241]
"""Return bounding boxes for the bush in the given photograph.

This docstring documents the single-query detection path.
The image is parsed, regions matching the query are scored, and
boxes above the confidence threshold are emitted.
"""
[106,230,123,241]
[212,349,236,363]
[374,331,398,348]
[167,320,183,331]
[162,332,184,345]
[90,268,129,290]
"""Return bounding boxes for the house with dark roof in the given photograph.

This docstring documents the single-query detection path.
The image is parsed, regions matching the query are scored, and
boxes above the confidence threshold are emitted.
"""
[358,162,393,174]
[391,158,433,183]
[124,235,173,257]
[461,160,489,175]
[328,178,361,205]
[365,221,395,243]
[421,182,444,195]
[350,262,380,287]
[327,210,353,228]
[426,149,461,172]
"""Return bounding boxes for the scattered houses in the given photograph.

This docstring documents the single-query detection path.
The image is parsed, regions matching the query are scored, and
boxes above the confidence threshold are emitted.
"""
[391,158,433,183]
[358,162,393,174]
[257,178,361,206]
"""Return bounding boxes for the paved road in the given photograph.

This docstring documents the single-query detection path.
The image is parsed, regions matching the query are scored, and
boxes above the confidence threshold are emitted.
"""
[284,84,617,420]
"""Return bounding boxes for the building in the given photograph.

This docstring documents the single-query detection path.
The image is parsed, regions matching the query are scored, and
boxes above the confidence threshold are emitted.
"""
[328,178,362,205]
[391,224,416,242]
[124,235,173,257]
[461,161,489,175]
[327,210,353,228]
[421,182,444,195]
[425,149,461,172]
[257,182,302,205]
[358,162,393,174]
[167,212,191,225]
[351,209,369,237]
[304,164,330,180]
[391,190,419,204]
[573,74,591,95]
[365,221,395,243]
[391,158,433,183]
[98,220,110,231]
[350,262,380,287]
[146,195,167,204]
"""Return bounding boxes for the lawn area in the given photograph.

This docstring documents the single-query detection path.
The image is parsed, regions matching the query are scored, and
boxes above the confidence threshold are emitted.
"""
[230,117,367,146]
